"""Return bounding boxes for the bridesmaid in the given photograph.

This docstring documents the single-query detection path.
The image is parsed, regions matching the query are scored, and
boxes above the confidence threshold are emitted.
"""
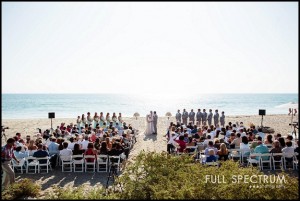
[93,112,99,128]
[81,114,87,128]
[99,112,105,127]
[76,115,82,133]
[87,112,93,127]
[118,113,123,126]
[112,112,117,127]
[106,112,111,126]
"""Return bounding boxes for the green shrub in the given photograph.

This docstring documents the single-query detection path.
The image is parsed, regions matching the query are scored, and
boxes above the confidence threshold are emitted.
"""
[112,151,298,200]
[2,178,41,200]
[45,151,299,200]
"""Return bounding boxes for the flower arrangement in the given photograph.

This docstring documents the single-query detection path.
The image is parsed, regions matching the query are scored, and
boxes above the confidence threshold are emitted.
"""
[133,112,140,120]
[165,112,172,120]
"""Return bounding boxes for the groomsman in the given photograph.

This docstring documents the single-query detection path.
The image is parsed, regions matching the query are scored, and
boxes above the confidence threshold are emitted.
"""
[182,109,188,126]
[220,111,225,127]
[196,109,202,126]
[176,110,182,123]
[213,109,219,127]
[153,111,158,134]
[207,109,213,126]
[189,109,195,125]
[202,109,207,126]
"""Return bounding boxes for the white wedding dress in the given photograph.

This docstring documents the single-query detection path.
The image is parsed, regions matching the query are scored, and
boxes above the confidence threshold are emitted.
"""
[145,114,154,135]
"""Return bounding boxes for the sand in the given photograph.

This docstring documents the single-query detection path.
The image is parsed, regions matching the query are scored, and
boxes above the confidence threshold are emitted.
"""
[1,114,298,197]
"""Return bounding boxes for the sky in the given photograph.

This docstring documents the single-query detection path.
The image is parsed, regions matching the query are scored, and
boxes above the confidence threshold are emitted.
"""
[2,2,298,94]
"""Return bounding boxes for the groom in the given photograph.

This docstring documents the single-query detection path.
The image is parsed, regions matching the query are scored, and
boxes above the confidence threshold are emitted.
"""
[152,111,158,134]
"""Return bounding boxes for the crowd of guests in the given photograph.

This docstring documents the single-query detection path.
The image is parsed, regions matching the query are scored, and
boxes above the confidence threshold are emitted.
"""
[1,114,137,190]
[166,120,299,166]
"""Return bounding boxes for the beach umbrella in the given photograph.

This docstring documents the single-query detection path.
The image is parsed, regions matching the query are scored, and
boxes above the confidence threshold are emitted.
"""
[165,112,172,120]
[133,112,140,120]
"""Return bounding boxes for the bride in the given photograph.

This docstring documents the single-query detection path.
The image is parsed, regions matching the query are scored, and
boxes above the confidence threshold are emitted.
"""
[145,112,154,135]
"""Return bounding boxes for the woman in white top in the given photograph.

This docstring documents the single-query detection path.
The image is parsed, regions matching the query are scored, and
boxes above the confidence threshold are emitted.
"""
[87,112,92,126]
[240,136,251,158]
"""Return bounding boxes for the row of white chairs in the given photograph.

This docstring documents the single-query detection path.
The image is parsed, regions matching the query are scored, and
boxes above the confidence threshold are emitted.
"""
[59,154,122,173]
[247,152,298,170]
[11,156,52,174]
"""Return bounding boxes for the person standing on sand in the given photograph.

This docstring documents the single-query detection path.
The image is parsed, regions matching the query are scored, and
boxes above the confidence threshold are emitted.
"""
[207,109,213,126]
[189,109,195,125]
[213,109,220,127]
[176,110,182,123]
[202,109,207,126]
[196,109,202,127]
[153,111,158,134]
[182,109,188,126]
[220,111,225,127]
[1,138,19,191]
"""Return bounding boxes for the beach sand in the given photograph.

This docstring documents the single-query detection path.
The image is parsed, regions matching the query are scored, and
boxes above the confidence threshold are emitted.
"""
[1,114,298,197]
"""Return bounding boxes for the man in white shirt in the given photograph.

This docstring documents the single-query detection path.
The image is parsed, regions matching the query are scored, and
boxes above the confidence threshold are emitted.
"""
[59,142,72,157]
[167,132,178,154]
[80,135,90,150]
[67,137,75,150]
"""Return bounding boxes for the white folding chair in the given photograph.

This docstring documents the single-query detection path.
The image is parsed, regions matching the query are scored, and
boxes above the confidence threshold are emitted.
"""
[229,149,241,162]
[36,157,51,173]
[293,153,299,170]
[260,153,272,170]
[186,146,198,156]
[72,154,84,172]
[272,153,283,170]
[11,158,26,174]
[97,154,109,172]
[84,155,96,172]
[26,156,39,174]
[240,149,251,165]
[60,155,73,172]
[247,153,262,169]
[109,155,121,172]
[205,161,219,166]
[282,152,295,169]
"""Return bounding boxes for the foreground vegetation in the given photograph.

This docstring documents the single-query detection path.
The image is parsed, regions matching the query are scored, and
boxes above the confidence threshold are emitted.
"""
[2,152,299,199]
[2,178,41,200]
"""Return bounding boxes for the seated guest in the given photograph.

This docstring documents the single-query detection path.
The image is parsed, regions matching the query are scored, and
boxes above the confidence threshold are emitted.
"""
[72,143,84,161]
[282,141,295,163]
[217,143,228,161]
[14,146,29,159]
[204,141,218,156]
[264,134,273,146]
[250,136,262,149]
[230,133,241,148]
[174,135,187,153]
[191,125,198,134]
[27,140,38,156]
[33,143,50,164]
[206,149,217,163]
[185,137,197,153]
[269,140,282,161]
[99,141,109,155]
[108,142,123,156]
[84,142,97,162]
[253,141,269,160]
[60,142,72,157]
[67,137,76,150]
[94,138,101,151]
[278,137,286,149]
[214,138,221,150]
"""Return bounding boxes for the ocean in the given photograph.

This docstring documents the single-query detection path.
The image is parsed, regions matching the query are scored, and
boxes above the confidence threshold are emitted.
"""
[1,93,298,119]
